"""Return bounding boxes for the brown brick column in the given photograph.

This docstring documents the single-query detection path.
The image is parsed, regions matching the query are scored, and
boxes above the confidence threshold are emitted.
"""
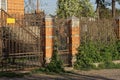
[44,16,54,64]
[115,18,120,39]
[69,16,80,66]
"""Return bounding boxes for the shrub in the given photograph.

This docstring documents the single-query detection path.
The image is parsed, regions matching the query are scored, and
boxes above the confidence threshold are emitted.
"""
[74,42,97,70]
[100,45,112,62]
[36,41,64,73]
[98,61,115,69]
[98,61,120,69]
[74,40,120,70]
[45,41,64,73]
[116,40,120,53]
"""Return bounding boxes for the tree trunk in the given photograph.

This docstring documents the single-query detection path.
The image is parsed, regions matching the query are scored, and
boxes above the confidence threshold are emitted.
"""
[112,0,116,18]
[96,0,100,19]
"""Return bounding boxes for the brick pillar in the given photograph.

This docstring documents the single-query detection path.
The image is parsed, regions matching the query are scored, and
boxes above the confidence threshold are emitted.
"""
[44,16,54,64]
[69,16,80,66]
[115,17,120,39]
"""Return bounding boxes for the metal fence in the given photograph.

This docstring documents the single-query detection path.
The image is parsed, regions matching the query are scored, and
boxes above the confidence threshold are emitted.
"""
[0,9,117,70]
[80,18,117,44]
[54,17,117,66]
[54,18,71,66]
[0,9,44,71]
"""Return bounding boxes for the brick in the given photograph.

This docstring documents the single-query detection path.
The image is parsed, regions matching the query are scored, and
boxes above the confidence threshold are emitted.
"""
[7,0,24,15]
[45,21,53,27]
[69,17,80,56]
[44,16,54,63]
[45,48,53,58]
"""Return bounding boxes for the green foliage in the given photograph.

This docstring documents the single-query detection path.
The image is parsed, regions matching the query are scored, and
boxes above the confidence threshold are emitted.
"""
[36,41,64,73]
[45,60,64,73]
[116,40,120,53]
[95,0,117,19]
[99,8,112,19]
[0,72,26,78]
[98,61,120,69]
[100,45,113,62]
[74,42,98,70]
[57,0,95,18]
[111,43,120,60]
[74,40,120,70]
[74,53,96,70]
[45,41,64,73]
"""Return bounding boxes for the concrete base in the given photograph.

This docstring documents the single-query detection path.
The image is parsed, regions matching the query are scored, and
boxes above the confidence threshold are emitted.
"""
[71,55,76,66]
[45,57,51,64]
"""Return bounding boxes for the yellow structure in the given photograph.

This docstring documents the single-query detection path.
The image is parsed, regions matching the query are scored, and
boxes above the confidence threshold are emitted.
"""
[7,18,15,24]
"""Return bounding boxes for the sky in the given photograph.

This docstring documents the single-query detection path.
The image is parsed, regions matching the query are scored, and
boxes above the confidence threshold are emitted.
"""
[39,0,120,15]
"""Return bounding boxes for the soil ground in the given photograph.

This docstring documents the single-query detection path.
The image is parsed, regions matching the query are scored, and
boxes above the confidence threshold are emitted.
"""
[0,69,120,80]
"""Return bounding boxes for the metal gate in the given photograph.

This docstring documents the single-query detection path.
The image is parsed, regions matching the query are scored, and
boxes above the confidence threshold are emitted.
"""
[0,9,44,71]
[54,18,71,66]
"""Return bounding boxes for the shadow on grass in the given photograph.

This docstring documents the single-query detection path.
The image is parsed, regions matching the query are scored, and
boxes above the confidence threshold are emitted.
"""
[31,68,114,80]
[0,68,115,80]
[0,71,29,78]
[59,71,114,80]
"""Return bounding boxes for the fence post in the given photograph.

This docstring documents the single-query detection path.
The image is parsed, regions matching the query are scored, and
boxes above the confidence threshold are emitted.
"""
[69,16,80,66]
[115,17,120,40]
[44,16,54,64]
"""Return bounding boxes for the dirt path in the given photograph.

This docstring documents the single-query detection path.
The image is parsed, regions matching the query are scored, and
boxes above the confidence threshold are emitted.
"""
[0,69,120,80]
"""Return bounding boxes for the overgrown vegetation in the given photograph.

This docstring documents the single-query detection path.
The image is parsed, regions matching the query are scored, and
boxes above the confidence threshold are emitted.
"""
[74,43,97,70]
[98,61,120,69]
[74,19,120,70]
[74,40,120,70]
[33,40,64,73]
[0,72,27,78]
[44,44,64,73]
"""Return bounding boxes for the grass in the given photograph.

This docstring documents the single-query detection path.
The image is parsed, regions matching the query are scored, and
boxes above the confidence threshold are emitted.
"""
[0,71,30,78]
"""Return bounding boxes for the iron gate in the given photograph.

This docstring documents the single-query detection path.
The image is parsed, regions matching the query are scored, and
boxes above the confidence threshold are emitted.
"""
[54,18,71,66]
[0,9,44,71]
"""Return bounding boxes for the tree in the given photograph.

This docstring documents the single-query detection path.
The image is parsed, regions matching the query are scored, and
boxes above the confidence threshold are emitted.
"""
[111,0,120,18]
[96,0,105,19]
[96,0,114,19]
[112,0,116,18]
[57,0,94,18]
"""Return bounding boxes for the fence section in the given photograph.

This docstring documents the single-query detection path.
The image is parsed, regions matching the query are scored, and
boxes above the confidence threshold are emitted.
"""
[80,18,117,44]
[54,18,71,66]
[0,9,44,71]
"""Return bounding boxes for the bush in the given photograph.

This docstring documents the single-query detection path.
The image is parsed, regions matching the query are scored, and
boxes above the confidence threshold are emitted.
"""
[74,42,97,70]
[98,61,120,69]
[45,41,64,73]
[100,46,112,62]
[35,41,64,73]
[98,61,115,69]
[74,40,120,70]
[116,40,120,53]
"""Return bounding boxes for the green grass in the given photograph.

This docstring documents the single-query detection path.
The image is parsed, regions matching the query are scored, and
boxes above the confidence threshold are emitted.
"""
[0,72,29,78]
[98,61,120,69]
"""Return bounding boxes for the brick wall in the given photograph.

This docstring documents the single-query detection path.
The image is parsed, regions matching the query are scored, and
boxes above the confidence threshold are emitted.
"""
[44,16,54,64]
[7,0,24,15]
[69,16,80,66]
[43,16,80,65]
